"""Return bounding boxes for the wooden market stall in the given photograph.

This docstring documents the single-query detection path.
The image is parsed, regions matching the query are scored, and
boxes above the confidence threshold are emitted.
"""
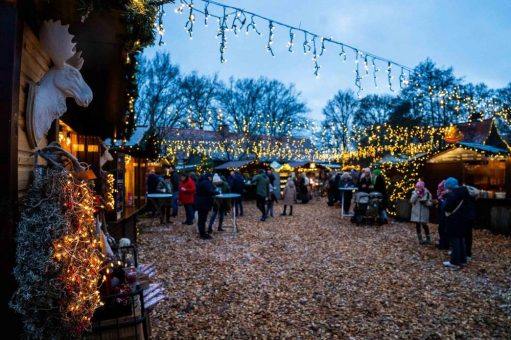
[421,119,511,234]
[277,161,327,192]
[1,1,167,337]
[214,159,271,199]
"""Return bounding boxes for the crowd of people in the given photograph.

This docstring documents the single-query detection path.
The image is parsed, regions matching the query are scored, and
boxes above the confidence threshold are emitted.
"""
[147,166,479,268]
[146,167,316,239]
[324,167,388,223]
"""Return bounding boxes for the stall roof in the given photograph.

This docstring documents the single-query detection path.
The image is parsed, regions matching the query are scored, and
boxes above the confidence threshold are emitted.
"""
[456,142,509,155]
[215,160,255,170]
[319,163,342,169]
[287,161,311,168]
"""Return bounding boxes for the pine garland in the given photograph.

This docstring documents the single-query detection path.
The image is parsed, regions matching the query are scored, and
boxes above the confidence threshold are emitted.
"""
[10,145,104,339]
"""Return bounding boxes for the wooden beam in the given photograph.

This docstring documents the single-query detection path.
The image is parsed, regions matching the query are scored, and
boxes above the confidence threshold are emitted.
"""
[0,1,22,334]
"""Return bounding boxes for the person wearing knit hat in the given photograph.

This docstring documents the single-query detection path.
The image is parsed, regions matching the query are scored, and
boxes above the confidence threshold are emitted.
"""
[410,180,433,245]
[444,177,459,190]
[212,173,222,184]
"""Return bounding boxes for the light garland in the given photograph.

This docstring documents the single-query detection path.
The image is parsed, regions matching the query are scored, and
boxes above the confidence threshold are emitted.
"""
[53,173,105,334]
[164,0,412,89]
[105,173,115,211]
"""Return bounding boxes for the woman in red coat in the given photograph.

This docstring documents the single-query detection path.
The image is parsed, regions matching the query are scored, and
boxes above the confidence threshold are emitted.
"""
[179,174,196,225]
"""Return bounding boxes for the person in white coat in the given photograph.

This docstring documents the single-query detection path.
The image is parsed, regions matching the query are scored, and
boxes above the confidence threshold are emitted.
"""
[281,178,296,216]
[410,180,433,244]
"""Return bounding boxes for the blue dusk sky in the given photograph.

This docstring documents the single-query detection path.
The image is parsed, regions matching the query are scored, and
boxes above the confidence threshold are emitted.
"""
[144,0,511,121]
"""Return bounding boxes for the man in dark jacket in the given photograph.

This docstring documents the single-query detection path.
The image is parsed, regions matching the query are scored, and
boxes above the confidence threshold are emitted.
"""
[251,169,270,221]
[147,169,163,216]
[442,177,470,268]
[228,171,245,217]
[169,166,180,217]
[195,173,217,239]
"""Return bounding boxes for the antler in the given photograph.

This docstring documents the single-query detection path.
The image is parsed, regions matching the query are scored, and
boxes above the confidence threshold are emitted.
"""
[40,20,77,68]
[67,51,84,70]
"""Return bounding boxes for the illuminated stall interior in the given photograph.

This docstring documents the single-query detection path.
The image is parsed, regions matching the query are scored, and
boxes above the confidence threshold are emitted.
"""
[277,161,326,190]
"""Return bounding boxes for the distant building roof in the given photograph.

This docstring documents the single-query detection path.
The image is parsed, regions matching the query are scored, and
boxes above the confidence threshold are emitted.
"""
[456,119,492,144]
[215,160,255,170]
[455,117,511,151]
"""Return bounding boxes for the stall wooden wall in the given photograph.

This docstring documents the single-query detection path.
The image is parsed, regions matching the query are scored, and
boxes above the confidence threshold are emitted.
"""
[17,24,50,198]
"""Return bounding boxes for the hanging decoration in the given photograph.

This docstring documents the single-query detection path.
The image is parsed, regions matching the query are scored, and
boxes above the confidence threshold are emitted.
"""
[10,143,104,338]
[167,0,412,90]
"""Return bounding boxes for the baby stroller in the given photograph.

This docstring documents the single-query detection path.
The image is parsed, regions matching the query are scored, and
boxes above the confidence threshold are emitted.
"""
[351,191,384,225]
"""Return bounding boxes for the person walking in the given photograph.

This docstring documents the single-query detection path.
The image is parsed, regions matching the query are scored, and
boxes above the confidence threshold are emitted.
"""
[228,170,245,217]
[281,177,296,216]
[410,181,433,245]
[339,172,355,215]
[435,180,450,250]
[442,177,470,268]
[195,173,217,239]
[168,166,180,217]
[179,173,196,225]
[208,174,230,233]
[252,169,270,221]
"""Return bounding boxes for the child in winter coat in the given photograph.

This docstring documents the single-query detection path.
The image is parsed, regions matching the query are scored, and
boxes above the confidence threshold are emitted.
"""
[410,181,433,244]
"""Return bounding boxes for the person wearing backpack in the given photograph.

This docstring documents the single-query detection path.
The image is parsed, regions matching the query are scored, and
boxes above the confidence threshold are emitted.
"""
[410,181,433,245]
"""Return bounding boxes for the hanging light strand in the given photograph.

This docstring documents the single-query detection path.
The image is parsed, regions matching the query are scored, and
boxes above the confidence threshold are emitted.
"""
[217,6,228,63]
[287,28,295,53]
[184,0,195,38]
[267,20,275,56]
[172,0,412,87]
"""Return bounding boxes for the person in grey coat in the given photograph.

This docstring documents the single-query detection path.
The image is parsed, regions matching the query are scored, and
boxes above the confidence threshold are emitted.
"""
[410,180,433,244]
[281,178,296,216]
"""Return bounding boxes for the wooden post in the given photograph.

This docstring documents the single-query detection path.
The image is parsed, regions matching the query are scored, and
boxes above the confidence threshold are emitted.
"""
[0,1,22,333]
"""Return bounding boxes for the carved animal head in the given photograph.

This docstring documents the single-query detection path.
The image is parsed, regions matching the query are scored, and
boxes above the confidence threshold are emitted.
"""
[100,143,114,168]
[32,20,93,144]
[40,20,93,106]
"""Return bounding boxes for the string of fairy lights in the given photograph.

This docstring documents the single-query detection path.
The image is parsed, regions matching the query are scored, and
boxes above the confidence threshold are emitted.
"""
[159,0,413,95]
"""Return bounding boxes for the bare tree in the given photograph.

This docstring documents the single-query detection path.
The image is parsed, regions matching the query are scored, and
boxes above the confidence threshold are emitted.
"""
[354,94,395,127]
[260,79,309,137]
[322,89,359,150]
[180,72,222,130]
[219,77,309,136]
[136,52,185,129]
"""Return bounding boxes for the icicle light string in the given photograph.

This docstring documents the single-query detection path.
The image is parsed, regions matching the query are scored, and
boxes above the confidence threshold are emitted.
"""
[169,0,412,90]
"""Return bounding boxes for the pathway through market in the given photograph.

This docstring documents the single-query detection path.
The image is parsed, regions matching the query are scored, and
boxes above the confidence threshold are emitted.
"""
[138,200,511,338]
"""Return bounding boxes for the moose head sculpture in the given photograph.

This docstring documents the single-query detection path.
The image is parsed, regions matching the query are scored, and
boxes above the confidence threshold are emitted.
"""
[100,143,114,169]
[31,20,93,144]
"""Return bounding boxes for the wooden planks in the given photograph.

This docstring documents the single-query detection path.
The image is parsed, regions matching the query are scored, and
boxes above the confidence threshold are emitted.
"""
[17,24,50,197]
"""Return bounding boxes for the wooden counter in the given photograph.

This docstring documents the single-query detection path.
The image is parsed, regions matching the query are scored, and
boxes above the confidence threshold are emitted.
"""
[107,205,145,244]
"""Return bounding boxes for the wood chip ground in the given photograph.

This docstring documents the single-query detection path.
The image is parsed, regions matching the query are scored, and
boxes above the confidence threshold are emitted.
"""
[138,199,511,339]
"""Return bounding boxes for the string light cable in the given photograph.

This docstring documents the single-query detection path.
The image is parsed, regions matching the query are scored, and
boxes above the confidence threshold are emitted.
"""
[167,0,412,87]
